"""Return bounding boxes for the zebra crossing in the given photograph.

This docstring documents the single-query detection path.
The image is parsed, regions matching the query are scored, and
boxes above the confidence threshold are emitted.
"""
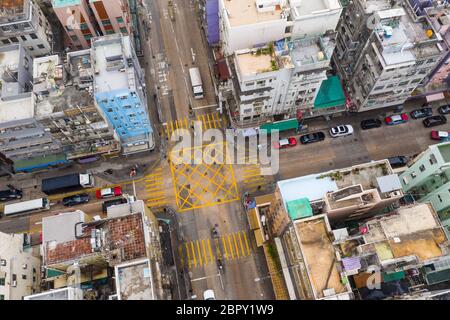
[145,167,168,208]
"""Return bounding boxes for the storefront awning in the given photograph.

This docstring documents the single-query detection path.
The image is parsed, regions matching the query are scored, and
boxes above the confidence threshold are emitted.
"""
[260,118,298,133]
[314,75,346,109]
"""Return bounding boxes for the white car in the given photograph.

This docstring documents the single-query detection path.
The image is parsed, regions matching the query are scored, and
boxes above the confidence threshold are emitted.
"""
[329,125,354,138]
[203,289,215,300]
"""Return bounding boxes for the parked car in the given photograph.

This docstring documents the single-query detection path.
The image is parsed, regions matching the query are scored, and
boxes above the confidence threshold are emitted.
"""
[431,130,450,141]
[423,115,447,128]
[299,132,325,144]
[96,186,122,199]
[0,185,23,202]
[329,125,354,138]
[438,105,450,115]
[385,113,408,125]
[410,107,433,119]
[273,137,297,149]
[360,119,382,130]
[388,156,408,168]
[63,193,90,207]
[203,289,216,300]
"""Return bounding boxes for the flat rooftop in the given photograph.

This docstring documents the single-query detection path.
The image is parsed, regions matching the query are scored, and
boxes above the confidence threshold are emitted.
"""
[115,259,154,300]
[291,0,341,17]
[0,95,34,123]
[0,0,29,24]
[438,143,450,163]
[235,51,274,76]
[51,0,81,8]
[295,216,348,299]
[223,0,283,27]
[361,203,449,262]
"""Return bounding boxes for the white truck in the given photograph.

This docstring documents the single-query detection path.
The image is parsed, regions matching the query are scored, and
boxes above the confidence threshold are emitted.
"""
[189,67,204,99]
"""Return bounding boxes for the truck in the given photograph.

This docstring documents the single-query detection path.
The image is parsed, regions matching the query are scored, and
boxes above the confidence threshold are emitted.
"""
[189,67,204,99]
[41,173,95,195]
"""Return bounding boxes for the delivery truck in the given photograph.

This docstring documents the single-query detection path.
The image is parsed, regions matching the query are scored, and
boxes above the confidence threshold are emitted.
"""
[189,67,204,99]
[41,173,95,195]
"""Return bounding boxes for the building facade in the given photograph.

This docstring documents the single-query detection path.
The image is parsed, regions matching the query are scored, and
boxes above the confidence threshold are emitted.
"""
[0,232,41,300]
[0,0,53,57]
[334,0,445,112]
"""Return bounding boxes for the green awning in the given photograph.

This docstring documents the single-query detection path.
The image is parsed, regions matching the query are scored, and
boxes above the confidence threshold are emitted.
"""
[14,153,68,172]
[286,198,312,221]
[425,268,450,285]
[260,118,298,133]
[314,75,346,109]
[382,271,405,282]
[46,268,66,278]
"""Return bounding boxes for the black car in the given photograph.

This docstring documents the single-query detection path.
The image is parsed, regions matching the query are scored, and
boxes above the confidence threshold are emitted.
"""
[63,193,90,206]
[360,119,382,130]
[423,115,447,128]
[0,185,22,202]
[438,105,450,115]
[299,132,326,144]
[388,156,408,168]
[410,107,433,119]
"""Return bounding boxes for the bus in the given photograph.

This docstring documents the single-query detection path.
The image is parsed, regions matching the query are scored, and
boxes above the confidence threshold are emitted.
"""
[3,198,50,217]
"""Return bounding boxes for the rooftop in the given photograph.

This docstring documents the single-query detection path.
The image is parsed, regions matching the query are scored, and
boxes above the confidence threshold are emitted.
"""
[223,0,285,27]
[0,95,34,123]
[294,215,350,299]
[438,143,450,163]
[24,287,84,300]
[51,0,81,8]
[235,50,275,76]
[290,0,342,18]
[0,0,30,24]
[115,259,154,300]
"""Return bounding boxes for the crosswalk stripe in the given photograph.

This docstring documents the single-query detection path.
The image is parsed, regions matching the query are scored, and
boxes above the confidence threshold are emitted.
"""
[243,231,251,256]
[185,243,191,269]
[227,235,234,260]
[146,190,166,196]
[208,113,213,129]
[233,233,240,259]
[191,242,197,267]
[146,195,166,201]
[238,231,246,257]
[202,239,208,264]
[178,245,184,268]
[208,239,214,262]
[221,237,228,260]
[197,241,203,266]
[146,200,167,207]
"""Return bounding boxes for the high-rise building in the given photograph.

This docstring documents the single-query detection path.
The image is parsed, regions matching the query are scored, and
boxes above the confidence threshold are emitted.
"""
[0,0,53,57]
[333,0,445,112]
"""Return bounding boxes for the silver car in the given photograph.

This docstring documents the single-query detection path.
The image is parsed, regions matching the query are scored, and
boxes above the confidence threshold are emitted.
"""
[329,125,354,138]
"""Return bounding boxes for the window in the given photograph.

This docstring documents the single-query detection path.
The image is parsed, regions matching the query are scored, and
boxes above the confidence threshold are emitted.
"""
[398,81,408,86]
[116,17,124,23]
[10,36,18,43]
[12,274,17,281]
[411,171,417,179]
[22,274,27,280]
[83,34,93,41]
[79,23,88,30]
[429,154,437,165]
[438,195,443,202]
[37,44,45,49]
[102,19,111,26]
[71,35,78,42]
[419,164,426,172]
[245,82,254,86]
[28,46,34,51]
[120,27,127,34]
[106,30,115,35]
[20,35,27,41]
[0,278,5,286]
[0,294,4,300]
[374,86,384,91]
[66,25,73,32]
[30,33,38,39]
[1,39,9,45]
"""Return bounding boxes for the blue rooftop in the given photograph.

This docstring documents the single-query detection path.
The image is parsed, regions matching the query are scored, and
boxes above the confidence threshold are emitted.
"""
[95,89,152,142]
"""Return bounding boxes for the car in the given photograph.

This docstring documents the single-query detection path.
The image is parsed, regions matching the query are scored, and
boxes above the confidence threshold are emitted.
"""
[203,289,215,300]
[96,186,122,199]
[329,125,354,138]
[0,185,23,202]
[431,130,450,141]
[388,156,408,168]
[102,198,128,213]
[410,107,433,119]
[438,105,450,115]
[299,132,326,144]
[360,119,382,130]
[63,193,90,206]
[273,137,297,149]
[385,113,408,125]
[423,115,447,128]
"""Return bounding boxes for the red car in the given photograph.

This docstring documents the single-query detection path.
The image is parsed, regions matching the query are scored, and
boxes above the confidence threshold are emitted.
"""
[96,186,122,199]
[431,130,450,141]
[273,137,297,149]
[385,113,409,125]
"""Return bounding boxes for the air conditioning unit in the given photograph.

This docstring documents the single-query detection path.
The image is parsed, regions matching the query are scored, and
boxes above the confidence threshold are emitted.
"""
[0,259,6,266]
[22,264,27,269]
[12,281,17,287]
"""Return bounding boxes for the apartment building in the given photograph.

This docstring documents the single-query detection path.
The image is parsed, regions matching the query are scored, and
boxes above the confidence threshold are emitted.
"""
[52,0,130,50]
[0,44,66,173]
[0,0,53,57]
[400,142,450,223]
[52,0,99,50]
[0,232,41,300]
[92,34,154,154]
[33,52,121,161]
[334,0,445,112]
[218,0,346,127]
[40,200,167,300]
[266,159,404,236]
